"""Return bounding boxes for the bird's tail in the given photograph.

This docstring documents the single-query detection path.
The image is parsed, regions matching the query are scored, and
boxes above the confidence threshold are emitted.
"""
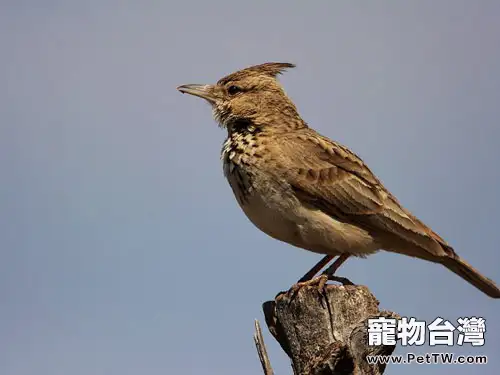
[441,256,500,299]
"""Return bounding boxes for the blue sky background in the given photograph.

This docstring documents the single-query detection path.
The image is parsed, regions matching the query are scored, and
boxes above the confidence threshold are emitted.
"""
[1,1,499,374]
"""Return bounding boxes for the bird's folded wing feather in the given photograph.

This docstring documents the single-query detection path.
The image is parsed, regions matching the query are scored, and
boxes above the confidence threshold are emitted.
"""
[275,130,450,257]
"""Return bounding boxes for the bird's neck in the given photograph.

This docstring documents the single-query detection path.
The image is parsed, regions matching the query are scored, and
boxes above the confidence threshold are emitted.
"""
[226,114,308,137]
[226,119,259,136]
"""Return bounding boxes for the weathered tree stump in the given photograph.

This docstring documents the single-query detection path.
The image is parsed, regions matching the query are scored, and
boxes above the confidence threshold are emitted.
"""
[259,283,399,375]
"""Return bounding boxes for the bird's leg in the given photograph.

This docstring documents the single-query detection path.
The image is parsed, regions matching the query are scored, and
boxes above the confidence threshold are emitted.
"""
[298,255,334,282]
[288,255,335,299]
[288,254,353,299]
[322,253,351,281]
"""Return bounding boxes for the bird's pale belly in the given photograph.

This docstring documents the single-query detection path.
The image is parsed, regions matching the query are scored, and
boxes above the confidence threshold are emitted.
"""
[229,175,379,257]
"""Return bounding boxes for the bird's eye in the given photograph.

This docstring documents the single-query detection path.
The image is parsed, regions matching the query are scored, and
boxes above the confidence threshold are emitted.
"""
[227,85,242,95]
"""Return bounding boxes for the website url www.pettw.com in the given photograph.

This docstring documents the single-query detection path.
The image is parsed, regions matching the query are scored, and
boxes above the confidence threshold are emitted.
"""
[366,353,488,365]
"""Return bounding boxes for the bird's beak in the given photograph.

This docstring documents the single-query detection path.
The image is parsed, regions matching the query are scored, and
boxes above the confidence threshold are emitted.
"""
[177,84,217,104]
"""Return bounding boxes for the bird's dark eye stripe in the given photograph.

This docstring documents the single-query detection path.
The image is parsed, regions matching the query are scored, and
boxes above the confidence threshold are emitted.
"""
[227,85,242,95]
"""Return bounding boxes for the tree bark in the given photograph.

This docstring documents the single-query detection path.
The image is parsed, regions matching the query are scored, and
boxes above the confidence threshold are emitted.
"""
[261,283,399,375]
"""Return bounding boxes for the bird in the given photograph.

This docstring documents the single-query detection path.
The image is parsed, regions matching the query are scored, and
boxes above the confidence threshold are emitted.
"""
[177,62,500,298]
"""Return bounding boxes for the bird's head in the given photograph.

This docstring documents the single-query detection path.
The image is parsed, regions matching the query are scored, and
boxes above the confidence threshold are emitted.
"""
[177,62,305,132]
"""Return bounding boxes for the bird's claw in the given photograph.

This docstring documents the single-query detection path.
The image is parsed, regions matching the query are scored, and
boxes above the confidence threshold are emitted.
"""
[287,274,329,301]
[324,274,355,286]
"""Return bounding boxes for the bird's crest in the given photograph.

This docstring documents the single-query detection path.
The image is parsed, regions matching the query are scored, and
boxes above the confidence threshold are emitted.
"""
[217,62,295,85]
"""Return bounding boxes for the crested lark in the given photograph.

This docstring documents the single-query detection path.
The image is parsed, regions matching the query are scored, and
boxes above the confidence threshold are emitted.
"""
[177,62,500,298]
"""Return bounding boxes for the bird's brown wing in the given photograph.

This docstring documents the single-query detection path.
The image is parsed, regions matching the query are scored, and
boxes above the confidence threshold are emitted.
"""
[276,130,452,258]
